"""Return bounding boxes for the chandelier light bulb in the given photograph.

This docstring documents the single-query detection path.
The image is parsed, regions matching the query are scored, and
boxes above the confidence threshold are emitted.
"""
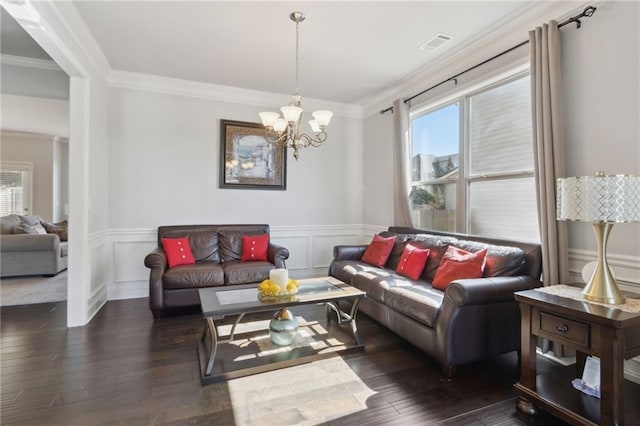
[308,120,321,133]
[259,112,280,128]
[273,118,288,133]
[281,105,303,123]
[312,110,333,127]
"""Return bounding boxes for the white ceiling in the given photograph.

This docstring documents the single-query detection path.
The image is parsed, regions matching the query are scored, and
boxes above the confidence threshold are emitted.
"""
[70,1,535,105]
[2,2,549,105]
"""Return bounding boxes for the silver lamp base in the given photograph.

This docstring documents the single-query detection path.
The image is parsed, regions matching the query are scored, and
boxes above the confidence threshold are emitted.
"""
[582,222,626,305]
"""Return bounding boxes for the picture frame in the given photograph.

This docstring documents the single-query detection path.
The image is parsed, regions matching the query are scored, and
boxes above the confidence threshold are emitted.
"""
[219,119,287,190]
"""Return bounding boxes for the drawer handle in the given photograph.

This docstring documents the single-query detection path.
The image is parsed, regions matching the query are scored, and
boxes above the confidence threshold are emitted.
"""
[556,324,569,334]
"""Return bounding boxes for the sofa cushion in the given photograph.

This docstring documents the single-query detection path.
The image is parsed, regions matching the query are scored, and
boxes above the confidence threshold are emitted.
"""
[410,234,458,281]
[329,260,375,286]
[219,230,267,262]
[188,230,221,262]
[0,214,21,234]
[19,215,44,226]
[162,237,196,268]
[350,267,399,304]
[379,232,415,270]
[13,222,39,234]
[361,234,396,268]
[163,262,224,289]
[396,244,430,281]
[241,234,269,262]
[432,246,488,290]
[384,281,443,328]
[451,240,526,278]
[223,260,273,285]
[43,221,68,241]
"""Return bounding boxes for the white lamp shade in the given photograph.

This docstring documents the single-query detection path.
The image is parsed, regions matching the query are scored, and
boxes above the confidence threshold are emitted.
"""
[312,110,333,127]
[259,112,280,127]
[273,118,288,133]
[308,119,321,133]
[281,105,303,123]
[557,174,640,222]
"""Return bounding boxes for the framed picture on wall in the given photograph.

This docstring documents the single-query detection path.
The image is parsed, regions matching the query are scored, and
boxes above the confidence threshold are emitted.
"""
[219,119,287,190]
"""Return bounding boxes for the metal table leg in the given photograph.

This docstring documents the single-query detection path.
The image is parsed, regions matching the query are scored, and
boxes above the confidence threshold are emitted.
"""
[202,317,218,376]
[326,298,363,346]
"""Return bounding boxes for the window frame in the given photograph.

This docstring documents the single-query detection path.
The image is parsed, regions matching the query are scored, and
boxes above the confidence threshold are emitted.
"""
[409,69,537,238]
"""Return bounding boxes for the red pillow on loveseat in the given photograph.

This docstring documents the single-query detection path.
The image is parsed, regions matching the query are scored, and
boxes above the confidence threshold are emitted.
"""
[161,237,196,268]
[241,234,269,261]
[361,234,397,268]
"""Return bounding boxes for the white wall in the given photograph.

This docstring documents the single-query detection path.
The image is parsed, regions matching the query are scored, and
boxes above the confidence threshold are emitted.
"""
[362,1,639,290]
[0,94,70,137]
[0,60,69,100]
[105,80,365,298]
[562,1,640,288]
[1,131,56,221]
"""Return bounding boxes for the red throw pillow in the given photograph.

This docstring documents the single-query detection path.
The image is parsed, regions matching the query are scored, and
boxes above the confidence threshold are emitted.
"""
[241,234,269,261]
[432,246,488,290]
[396,244,430,280]
[162,237,196,268]
[361,234,397,268]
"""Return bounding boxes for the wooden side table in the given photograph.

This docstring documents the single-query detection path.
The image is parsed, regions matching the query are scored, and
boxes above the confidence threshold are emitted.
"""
[514,288,640,426]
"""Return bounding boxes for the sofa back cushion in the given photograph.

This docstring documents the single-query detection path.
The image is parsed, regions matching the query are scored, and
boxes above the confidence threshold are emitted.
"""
[158,225,220,262]
[451,240,525,277]
[1,214,22,234]
[216,224,271,262]
[379,232,414,270]
[411,234,459,281]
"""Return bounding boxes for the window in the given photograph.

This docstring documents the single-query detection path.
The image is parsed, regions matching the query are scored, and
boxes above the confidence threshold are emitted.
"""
[0,162,32,217]
[410,73,539,242]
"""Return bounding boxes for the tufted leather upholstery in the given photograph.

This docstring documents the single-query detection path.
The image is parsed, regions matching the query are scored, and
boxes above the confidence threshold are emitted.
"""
[145,224,289,318]
[329,226,542,378]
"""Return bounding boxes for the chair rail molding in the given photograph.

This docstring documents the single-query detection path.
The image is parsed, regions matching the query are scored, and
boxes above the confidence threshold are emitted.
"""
[568,248,640,292]
[105,224,366,300]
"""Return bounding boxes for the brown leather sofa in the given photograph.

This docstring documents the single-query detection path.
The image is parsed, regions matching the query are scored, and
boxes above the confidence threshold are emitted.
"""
[144,224,289,318]
[329,226,542,378]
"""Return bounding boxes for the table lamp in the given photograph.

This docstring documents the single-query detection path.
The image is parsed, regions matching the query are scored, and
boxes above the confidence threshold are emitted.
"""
[556,172,640,304]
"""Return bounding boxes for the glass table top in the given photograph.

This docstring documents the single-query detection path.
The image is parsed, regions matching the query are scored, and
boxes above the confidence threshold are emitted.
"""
[199,277,364,316]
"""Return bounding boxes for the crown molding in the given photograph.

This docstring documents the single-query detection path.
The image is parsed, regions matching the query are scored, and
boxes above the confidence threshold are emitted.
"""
[108,70,363,119]
[0,54,62,71]
[362,1,593,117]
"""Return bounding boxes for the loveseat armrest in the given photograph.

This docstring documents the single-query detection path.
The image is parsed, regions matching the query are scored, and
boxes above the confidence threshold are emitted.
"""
[333,245,368,261]
[0,233,61,252]
[144,247,168,314]
[268,243,289,269]
[445,276,542,306]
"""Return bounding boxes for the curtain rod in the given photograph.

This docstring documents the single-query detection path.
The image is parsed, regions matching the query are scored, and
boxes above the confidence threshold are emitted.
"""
[380,5,596,115]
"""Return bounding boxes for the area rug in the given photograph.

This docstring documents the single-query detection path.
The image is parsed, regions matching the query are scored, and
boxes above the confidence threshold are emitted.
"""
[0,271,67,306]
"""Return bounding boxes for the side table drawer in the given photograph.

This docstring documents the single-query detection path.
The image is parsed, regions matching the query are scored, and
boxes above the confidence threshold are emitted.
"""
[538,311,590,350]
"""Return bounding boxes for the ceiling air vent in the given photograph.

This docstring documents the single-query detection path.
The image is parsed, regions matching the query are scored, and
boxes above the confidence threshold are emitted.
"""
[419,33,454,50]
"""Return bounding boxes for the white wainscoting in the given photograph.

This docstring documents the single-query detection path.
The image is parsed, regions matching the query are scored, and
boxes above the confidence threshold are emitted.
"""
[88,231,108,320]
[105,225,366,300]
[568,249,640,293]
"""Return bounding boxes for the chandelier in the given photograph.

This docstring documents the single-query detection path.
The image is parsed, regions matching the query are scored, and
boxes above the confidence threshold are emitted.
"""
[259,11,333,160]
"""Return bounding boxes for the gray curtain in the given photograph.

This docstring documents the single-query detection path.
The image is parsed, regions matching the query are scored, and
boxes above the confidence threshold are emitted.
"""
[530,21,570,286]
[392,99,413,227]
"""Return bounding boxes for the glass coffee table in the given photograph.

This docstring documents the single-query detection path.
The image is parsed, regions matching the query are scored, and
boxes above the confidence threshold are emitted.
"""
[197,276,365,384]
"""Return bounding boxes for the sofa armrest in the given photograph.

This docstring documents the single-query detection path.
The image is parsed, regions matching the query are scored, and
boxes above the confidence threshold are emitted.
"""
[268,243,289,269]
[0,233,61,252]
[333,245,368,261]
[144,247,168,312]
[445,276,542,306]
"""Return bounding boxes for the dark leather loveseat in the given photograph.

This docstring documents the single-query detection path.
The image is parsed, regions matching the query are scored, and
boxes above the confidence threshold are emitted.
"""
[144,224,289,318]
[329,226,542,378]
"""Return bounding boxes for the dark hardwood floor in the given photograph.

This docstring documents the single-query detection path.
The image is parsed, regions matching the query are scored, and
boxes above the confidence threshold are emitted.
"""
[1,299,569,425]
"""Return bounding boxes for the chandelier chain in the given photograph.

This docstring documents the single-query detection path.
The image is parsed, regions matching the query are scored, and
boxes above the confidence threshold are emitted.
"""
[295,19,299,97]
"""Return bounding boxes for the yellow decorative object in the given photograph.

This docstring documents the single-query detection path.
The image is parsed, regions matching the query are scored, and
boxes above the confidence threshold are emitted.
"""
[257,278,298,301]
